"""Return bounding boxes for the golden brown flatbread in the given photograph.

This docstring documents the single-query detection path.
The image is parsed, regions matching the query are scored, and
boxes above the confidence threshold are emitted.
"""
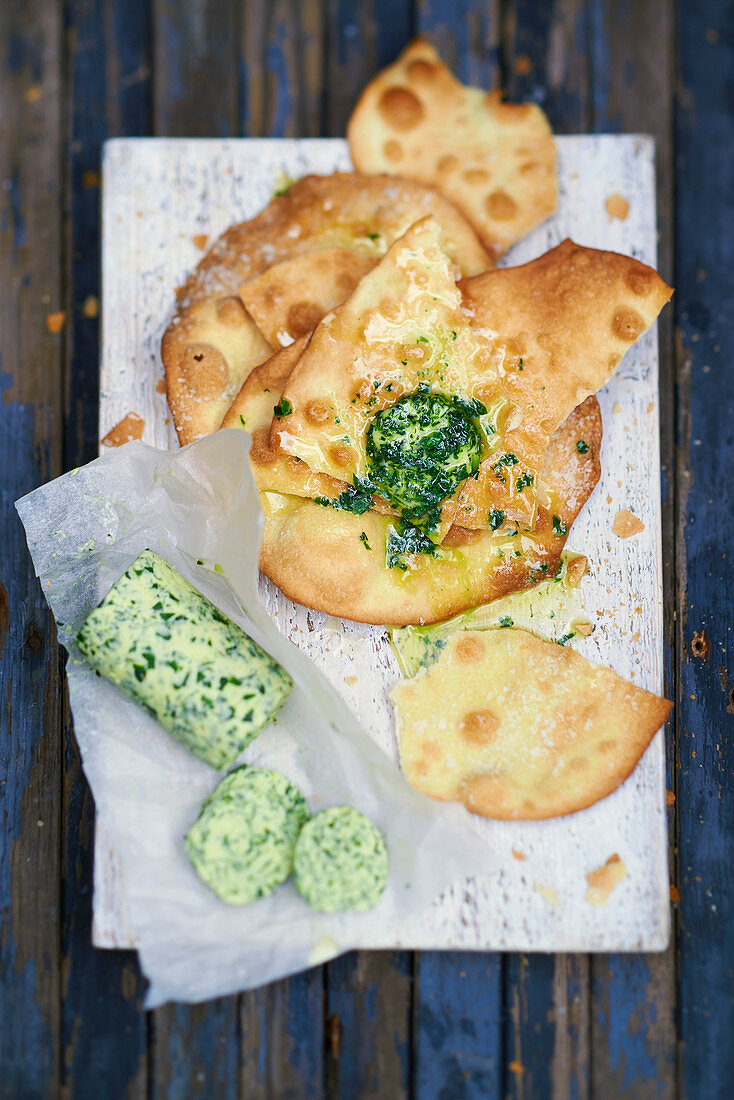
[348,38,557,257]
[163,174,491,445]
[270,217,493,538]
[239,249,376,349]
[390,628,672,818]
[260,395,602,625]
[222,339,395,515]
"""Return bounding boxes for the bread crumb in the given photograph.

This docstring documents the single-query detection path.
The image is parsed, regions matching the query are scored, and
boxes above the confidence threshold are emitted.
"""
[613,401,622,413]
[511,848,526,861]
[344,675,357,686]
[613,509,645,538]
[82,295,99,319]
[514,54,532,75]
[585,853,627,905]
[508,1061,524,1076]
[101,411,145,447]
[565,555,588,586]
[670,884,681,904]
[193,234,209,251]
[155,379,167,394]
[533,882,558,907]
[605,193,630,220]
[647,401,655,413]
[45,311,66,334]
[82,169,100,188]
[666,790,675,805]
[24,85,42,103]
[574,620,594,637]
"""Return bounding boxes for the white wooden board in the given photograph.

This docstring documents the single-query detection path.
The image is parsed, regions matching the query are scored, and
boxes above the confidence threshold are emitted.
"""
[96,136,668,952]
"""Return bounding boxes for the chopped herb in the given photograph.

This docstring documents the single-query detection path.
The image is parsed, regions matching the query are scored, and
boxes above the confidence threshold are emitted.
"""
[359,531,372,550]
[239,414,246,426]
[386,523,438,571]
[518,357,524,371]
[492,452,519,469]
[315,475,374,515]
[552,515,568,537]
[488,509,505,530]
[499,616,514,627]
[451,330,457,340]
[515,472,534,492]
[273,397,293,418]
[557,632,576,646]
[576,439,589,454]
[367,232,380,240]
[416,335,429,344]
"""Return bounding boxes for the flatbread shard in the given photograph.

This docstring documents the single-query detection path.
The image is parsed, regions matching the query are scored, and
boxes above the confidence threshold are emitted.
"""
[271,217,499,537]
[454,238,673,526]
[239,249,376,349]
[259,395,602,626]
[163,173,491,445]
[222,340,396,514]
[348,38,557,257]
[390,628,672,819]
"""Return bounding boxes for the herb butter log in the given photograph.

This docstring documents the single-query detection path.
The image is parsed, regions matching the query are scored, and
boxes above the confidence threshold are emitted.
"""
[75,549,293,769]
[186,766,310,903]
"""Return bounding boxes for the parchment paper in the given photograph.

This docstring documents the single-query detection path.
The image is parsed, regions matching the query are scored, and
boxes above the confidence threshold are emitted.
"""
[17,430,496,1006]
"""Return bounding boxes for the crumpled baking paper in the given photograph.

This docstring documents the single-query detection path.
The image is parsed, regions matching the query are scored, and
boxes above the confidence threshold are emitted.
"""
[17,430,496,1007]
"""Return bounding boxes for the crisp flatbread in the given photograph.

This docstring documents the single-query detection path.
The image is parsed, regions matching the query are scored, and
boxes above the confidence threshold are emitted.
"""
[260,395,602,625]
[390,627,672,819]
[163,174,491,445]
[222,340,396,515]
[239,249,376,349]
[348,38,557,257]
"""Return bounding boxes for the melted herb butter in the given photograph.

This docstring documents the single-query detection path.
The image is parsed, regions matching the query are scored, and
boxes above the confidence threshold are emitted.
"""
[388,553,591,677]
[366,387,484,536]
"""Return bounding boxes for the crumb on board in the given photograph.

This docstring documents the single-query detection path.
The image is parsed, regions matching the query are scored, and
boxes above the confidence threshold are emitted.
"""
[605,193,630,220]
[101,411,145,447]
[192,233,209,250]
[585,853,627,905]
[45,311,66,334]
[155,379,167,394]
[613,509,645,538]
[533,882,558,907]
[24,85,42,103]
[344,675,357,686]
[514,54,532,75]
[82,295,99,319]
[670,884,681,904]
[666,790,676,805]
[565,555,588,586]
[508,1061,524,1076]
[612,400,622,413]
[574,620,595,637]
[511,849,526,862]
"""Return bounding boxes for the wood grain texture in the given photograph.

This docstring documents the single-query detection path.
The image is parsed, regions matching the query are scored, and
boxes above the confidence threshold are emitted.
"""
[61,5,150,1096]
[0,2,64,1096]
[675,1,734,1094]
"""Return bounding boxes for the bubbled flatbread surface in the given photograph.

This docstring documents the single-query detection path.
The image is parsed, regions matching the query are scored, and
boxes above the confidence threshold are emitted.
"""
[239,249,376,349]
[222,340,395,515]
[259,395,602,626]
[453,239,673,527]
[390,628,672,819]
[163,173,491,445]
[348,38,557,258]
[270,218,495,531]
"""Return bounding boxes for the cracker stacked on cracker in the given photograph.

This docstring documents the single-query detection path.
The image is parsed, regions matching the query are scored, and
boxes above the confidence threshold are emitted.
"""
[160,40,674,820]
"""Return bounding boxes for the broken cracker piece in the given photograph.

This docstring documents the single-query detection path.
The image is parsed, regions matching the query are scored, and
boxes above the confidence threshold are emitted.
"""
[46,311,66,334]
[101,412,145,447]
[613,509,645,538]
[585,853,627,905]
[605,193,630,220]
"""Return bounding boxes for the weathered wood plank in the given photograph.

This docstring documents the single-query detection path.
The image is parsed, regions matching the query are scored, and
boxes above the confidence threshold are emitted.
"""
[0,2,64,1096]
[414,952,502,1099]
[242,0,326,137]
[415,0,501,85]
[674,1,734,1095]
[239,970,325,1099]
[587,4,678,1095]
[60,3,151,1096]
[151,1000,239,1098]
[153,0,239,136]
[325,0,412,136]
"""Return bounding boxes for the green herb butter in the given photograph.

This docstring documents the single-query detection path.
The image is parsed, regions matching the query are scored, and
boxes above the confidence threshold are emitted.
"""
[75,549,293,769]
[293,806,388,912]
[185,766,310,904]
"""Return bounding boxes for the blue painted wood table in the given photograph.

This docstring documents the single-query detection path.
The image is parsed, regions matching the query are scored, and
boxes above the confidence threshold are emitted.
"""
[1,1,732,1096]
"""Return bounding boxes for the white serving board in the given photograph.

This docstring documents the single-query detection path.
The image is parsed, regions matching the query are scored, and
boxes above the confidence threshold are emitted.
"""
[96,136,668,952]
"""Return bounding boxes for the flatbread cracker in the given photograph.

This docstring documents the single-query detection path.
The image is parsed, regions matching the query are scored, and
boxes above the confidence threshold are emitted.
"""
[348,38,557,257]
[163,174,491,444]
[239,249,376,349]
[390,628,672,819]
[222,340,395,515]
[259,395,602,625]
